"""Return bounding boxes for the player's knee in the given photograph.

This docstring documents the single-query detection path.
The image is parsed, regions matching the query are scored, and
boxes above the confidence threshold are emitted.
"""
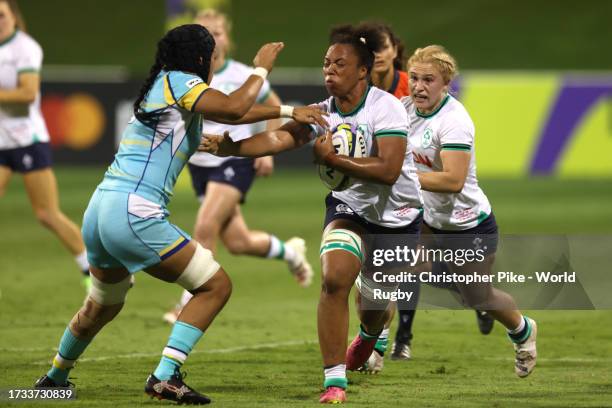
[321,265,353,296]
[209,268,233,302]
[193,217,221,243]
[88,273,132,306]
[33,207,56,229]
[176,243,222,293]
[71,297,124,338]
[224,235,250,255]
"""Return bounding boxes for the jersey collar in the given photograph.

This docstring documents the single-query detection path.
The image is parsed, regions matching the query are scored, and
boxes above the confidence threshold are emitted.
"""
[0,29,18,47]
[416,94,450,118]
[333,86,371,117]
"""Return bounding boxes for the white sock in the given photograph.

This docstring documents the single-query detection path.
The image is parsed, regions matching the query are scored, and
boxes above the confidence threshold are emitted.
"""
[75,251,89,274]
[323,364,347,388]
[508,315,526,334]
[266,235,283,259]
[179,290,193,308]
[266,235,299,268]
[324,364,346,379]
[379,327,390,340]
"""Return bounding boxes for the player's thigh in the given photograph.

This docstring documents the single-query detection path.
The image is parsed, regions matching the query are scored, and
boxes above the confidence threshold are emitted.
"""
[22,167,60,211]
[145,240,197,282]
[320,219,365,291]
[0,165,12,196]
[196,181,242,232]
[145,239,228,293]
[94,191,193,274]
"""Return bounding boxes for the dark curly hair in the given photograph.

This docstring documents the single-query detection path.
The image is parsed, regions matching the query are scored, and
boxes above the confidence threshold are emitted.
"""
[133,24,216,118]
[329,24,385,75]
[356,21,405,71]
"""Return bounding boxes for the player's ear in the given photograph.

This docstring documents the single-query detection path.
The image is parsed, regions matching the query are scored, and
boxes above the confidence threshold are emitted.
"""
[358,65,367,81]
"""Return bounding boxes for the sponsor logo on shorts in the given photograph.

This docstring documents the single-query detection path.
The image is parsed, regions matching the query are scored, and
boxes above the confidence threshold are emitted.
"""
[335,204,354,214]
[186,78,203,89]
[22,154,33,170]
[224,166,235,180]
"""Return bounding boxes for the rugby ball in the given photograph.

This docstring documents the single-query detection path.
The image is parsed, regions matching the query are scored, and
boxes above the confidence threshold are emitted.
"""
[318,124,366,191]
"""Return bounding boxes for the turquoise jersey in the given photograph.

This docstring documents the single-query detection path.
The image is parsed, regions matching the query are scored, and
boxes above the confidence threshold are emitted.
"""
[98,70,209,207]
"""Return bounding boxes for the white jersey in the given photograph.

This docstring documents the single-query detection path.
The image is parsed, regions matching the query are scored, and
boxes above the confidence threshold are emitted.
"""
[0,30,49,150]
[188,59,271,167]
[311,86,423,228]
[403,94,491,230]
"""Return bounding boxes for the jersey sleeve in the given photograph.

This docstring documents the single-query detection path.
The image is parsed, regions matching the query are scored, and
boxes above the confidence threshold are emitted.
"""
[16,39,42,74]
[165,71,210,112]
[373,96,409,138]
[308,100,330,138]
[439,112,474,151]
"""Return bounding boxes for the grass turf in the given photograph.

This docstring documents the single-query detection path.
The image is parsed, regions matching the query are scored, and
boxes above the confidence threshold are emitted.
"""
[0,167,611,407]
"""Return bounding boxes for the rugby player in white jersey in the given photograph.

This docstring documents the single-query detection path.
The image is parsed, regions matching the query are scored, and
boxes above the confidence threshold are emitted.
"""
[201,24,424,404]
[163,9,313,324]
[403,45,537,378]
[0,0,91,287]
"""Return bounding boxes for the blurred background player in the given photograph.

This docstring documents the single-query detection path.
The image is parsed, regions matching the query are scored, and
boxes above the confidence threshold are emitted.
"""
[403,45,537,378]
[200,24,424,404]
[0,0,91,288]
[163,9,313,324]
[34,23,325,404]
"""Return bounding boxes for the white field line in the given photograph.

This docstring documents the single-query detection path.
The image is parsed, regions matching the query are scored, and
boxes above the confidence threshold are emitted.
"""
[28,340,318,366]
[9,341,612,366]
[483,356,612,363]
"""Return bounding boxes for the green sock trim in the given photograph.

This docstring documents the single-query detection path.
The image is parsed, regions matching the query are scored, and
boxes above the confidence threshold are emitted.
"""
[508,317,532,344]
[275,242,285,260]
[324,377,347,389]
[358,324,380,341]
[374,338,388,354]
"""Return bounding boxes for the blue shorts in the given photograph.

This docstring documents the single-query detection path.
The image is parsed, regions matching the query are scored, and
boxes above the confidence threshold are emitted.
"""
[82,189,191,273]
[188,158,256,204]
[0,142,52,173]
[425,212,499,255]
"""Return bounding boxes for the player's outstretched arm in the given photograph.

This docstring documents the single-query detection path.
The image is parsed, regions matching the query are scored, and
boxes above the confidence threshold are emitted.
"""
[199,121,314,158]
[417,150,470,193]
[213,104,328,128]
[194,42,284,121]
[313,133,406,186]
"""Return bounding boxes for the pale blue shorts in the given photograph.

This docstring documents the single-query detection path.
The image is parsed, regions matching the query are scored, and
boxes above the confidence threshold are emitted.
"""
[82,189,191,273]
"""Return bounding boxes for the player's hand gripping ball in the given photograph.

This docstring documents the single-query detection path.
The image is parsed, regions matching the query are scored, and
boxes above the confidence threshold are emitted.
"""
[317,124,366,191]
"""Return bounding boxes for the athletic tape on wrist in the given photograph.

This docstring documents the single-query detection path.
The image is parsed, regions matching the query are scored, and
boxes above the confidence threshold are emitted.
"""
[252,67,268,80]
[280,105,294,118]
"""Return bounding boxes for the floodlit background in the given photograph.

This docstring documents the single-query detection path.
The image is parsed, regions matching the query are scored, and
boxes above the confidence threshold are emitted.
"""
[1,0,611,406]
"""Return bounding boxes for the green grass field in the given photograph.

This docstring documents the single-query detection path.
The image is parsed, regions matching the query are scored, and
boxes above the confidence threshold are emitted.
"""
[1,167,611,407]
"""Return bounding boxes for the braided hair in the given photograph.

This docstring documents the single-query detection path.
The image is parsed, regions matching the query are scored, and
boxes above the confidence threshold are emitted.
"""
[133,24,216,118]
[329,24,385,75]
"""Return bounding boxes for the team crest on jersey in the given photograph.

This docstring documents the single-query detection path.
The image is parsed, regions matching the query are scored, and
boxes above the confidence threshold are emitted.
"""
[186,78,203,89]
[422,127,433,148]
